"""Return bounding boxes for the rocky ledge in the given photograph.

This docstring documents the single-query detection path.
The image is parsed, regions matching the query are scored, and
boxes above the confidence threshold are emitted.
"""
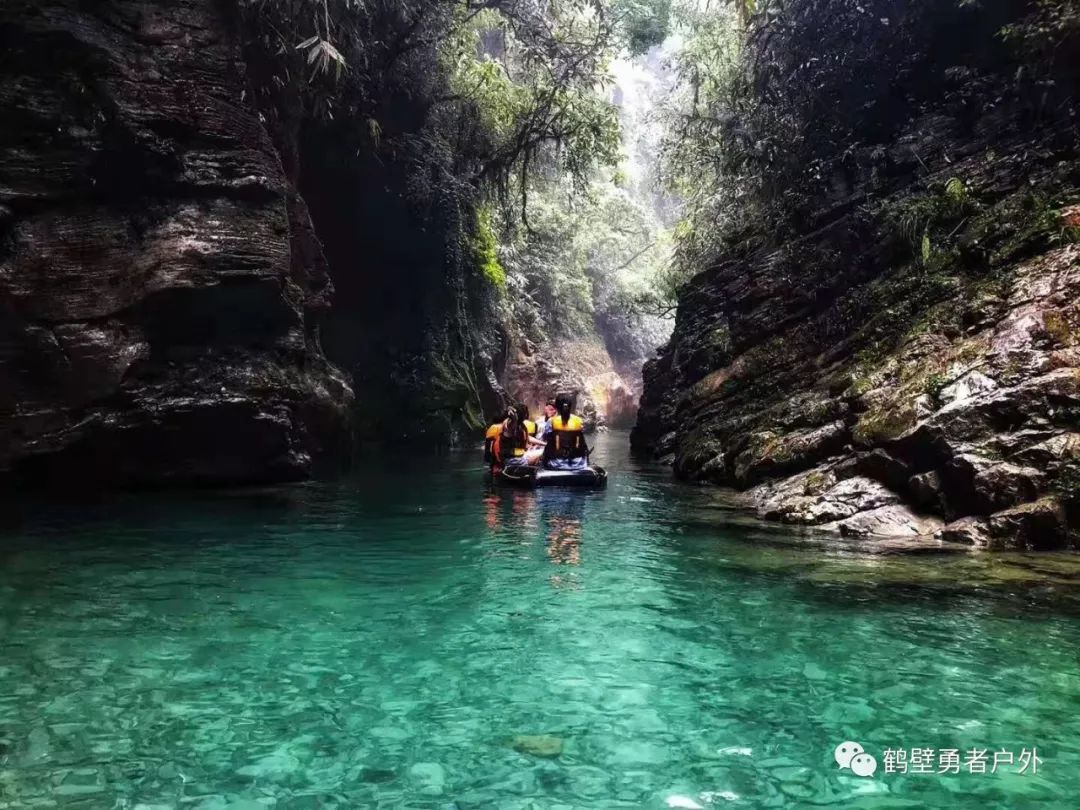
[0,1,353,486]
[634,107,1079,549]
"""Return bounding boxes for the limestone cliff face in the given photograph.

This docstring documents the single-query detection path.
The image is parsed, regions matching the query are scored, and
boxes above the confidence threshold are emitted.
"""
[297,122,504,446]
[0,1,353,486]
[634,37,1080,548]
[501,334,643,431]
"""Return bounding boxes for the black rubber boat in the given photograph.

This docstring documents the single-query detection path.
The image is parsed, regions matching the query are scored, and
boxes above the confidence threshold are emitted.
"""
[498,464,608,489]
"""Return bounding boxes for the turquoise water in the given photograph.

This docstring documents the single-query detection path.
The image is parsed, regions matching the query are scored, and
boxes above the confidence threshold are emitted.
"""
[2,433,1080,809]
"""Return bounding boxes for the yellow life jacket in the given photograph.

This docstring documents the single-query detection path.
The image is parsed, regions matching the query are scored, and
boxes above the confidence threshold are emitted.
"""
[547,414,587,460]
[523,419,537,437]
[483,423,501,463]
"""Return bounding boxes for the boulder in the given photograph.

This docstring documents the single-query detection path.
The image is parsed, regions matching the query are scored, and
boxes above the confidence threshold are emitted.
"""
[939,370,999,406]
[909,470,946,512]
[731,421,848,485]
[942,454,1044,514]
[830,505,944,538]
[988,498,1072,550]
[755,473,898,526]
[937,517,993,546]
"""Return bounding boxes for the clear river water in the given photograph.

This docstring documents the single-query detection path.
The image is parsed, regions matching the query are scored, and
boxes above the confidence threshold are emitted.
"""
[2,432,1079,809]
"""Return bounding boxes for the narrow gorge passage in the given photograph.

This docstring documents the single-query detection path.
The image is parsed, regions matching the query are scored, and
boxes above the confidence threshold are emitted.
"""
[1,1,1078,808]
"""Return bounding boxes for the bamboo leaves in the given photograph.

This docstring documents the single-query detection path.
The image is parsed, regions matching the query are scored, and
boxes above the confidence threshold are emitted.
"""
[296,35,347,78]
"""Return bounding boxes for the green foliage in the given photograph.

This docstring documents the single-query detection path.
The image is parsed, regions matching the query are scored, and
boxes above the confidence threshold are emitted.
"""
[944,177,968,202]
[442,1,623,213]
[474,207,506,287]
[885,177,976,264]
[1042,310,1074,347]
[614,0,673,54]
[999,0,1080,67]
[294,33,347,78]
[657,0,1079,282]
[846,374,876,399]
[501,177,671,348]
[925,372,950,409]
[853,403,917,446]
[242,0,627,221]
[430,353,488,430]
[657,4,745,275]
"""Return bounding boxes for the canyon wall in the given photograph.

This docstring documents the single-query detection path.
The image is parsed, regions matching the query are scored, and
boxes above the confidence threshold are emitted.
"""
[0,1,353,486]
[634,2,1080,548]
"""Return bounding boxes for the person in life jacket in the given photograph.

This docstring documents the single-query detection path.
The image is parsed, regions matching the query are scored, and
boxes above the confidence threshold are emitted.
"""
[483,422,501,465]
[534,400,557,437]
[542,393,589,470]
[515,402,549,465]
[515,403,538,440]
[484,407,531,472]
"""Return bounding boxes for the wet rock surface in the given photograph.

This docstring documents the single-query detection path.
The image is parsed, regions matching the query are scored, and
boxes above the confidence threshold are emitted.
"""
[0,0,353,486]
[634,92,1080,548]
[502,335,641,431]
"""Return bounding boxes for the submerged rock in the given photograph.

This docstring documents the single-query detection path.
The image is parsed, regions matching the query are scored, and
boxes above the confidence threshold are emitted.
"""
[235,750,301,781]
[409,761,447,796]
[358,767,397,784]
[23,726,49,763]
[666,796,704,809]
[510,734,564,758]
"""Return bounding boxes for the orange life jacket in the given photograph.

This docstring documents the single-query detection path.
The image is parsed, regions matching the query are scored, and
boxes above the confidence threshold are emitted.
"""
[491,420,528,465]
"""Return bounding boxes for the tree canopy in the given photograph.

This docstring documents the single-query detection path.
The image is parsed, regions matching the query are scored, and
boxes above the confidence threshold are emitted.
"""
[240,0,673,218]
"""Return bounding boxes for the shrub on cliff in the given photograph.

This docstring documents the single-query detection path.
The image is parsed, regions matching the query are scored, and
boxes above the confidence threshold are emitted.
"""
[662,0,1080,273]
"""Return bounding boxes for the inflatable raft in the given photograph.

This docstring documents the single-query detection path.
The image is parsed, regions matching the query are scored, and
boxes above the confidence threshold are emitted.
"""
[498,464,608,489]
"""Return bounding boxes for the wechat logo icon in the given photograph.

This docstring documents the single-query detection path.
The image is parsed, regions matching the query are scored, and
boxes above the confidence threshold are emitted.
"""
[835,741,877,777]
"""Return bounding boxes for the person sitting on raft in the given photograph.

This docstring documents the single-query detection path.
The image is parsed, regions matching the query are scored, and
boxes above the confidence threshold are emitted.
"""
[514,402,549,466]
[484,407,532,472]
[534,399,557,437]
[515,402,538,441]
[542,394,589,470]
[528,400,558,465]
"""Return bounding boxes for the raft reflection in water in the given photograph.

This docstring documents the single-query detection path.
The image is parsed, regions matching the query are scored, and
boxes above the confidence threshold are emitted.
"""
[481,484,589,569]
[540,489,585,567]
